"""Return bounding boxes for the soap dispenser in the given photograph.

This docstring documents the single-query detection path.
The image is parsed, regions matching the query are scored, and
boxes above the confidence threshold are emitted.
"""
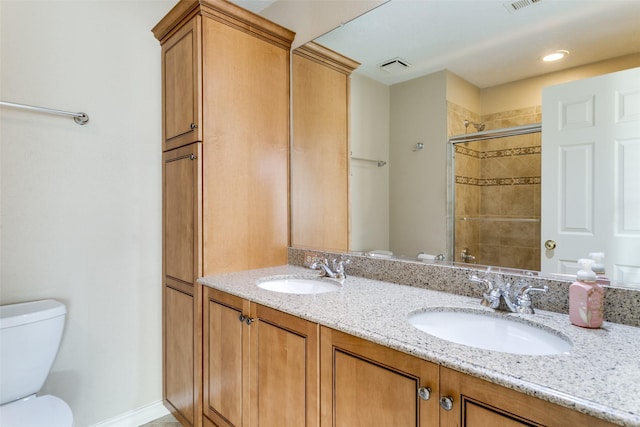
[569,258,604,328]
[588,252,609,285]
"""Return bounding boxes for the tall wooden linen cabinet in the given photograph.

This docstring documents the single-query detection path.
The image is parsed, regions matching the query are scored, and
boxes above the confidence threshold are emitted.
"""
[152,2,294,425]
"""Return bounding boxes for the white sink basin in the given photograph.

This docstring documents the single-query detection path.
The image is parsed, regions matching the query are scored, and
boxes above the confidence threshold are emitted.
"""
[408,310,572,356]
[257,276,342,294]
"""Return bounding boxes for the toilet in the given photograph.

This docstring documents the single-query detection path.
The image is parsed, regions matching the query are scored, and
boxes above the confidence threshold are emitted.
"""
[0,299,73,426]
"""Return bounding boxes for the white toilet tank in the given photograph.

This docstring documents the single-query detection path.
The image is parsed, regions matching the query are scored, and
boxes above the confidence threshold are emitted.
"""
[0,299,66,405]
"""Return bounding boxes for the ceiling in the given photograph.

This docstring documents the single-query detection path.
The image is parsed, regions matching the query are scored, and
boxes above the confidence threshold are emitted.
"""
[301,0,640,88]
[230,0,277,14]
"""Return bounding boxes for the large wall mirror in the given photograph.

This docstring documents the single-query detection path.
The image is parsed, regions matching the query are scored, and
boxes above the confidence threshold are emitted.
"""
[310,0,640,287]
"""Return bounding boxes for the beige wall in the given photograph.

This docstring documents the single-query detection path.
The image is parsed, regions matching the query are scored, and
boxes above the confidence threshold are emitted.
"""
[350,74,390,252]
[481,53,640,114]
[0,1,176,425]
[389,71,448,258]
[446,71,481,116]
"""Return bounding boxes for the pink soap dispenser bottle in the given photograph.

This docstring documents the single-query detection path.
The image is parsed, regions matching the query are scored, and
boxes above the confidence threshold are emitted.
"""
[569,258,604,328]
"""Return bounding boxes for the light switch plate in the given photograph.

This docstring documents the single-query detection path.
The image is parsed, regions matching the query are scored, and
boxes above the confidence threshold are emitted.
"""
[304,252,323,267]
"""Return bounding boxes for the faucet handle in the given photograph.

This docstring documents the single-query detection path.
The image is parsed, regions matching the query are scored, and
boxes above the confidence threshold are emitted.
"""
[469,274,494,292]
[330,256,341,268]
[310,258,330,274]
[516,284,549,314]
[310,258,325,268]
[470,275,501,309]
[518,283,549,299]
[332,256,350,277]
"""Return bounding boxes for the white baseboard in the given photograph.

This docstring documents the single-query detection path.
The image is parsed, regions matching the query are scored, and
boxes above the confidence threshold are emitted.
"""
[90,400,169,427]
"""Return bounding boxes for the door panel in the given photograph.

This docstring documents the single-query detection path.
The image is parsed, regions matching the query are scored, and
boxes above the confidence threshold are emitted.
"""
[203,291,248,427]
[163,144,201,286]
[320,327,439,427]
[255,321,307,426]
[541,67,640,282]
[463,399,538,427]
[165,286,195,425]
[163,17,202,150]
[207,301,244,426]
[334,350,417,426]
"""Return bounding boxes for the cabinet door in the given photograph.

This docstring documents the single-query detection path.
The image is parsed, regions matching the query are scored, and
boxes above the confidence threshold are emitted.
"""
[439,367,618,427]
[163,143,203,426]
[165,286,196,426]
[320,327,439,427]
[253,305,319,427]
[162,16,202,151]
[163,143,202,288]
[203,289,249,427]
[203,289,319,427]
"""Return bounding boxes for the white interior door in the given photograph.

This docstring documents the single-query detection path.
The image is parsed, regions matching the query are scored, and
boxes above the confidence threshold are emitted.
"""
[541,67,640,285]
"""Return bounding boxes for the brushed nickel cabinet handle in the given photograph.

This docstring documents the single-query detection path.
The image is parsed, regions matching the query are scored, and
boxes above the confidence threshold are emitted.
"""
[439,396,454,411]
[418,386,431,401]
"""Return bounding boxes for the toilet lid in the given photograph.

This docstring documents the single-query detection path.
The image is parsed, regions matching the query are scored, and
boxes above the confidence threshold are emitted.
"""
[0,395,73,427]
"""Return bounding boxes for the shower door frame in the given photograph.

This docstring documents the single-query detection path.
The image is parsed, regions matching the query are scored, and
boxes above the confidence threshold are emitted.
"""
[447,123,541,266]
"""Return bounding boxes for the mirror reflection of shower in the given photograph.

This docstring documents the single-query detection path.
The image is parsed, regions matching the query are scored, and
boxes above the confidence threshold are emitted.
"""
[451,124,541,271]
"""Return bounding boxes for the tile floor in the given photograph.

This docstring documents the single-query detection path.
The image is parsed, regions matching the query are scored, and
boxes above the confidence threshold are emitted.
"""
[140,414,181,426]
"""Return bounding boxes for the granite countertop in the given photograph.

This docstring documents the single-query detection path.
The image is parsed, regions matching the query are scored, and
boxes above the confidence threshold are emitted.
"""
[198,265,640,427]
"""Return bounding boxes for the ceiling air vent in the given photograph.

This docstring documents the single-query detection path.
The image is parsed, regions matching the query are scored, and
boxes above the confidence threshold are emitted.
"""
[378,57,412,74]
[503,0,542,13]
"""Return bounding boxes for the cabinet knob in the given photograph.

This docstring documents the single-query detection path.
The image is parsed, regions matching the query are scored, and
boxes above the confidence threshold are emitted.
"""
[190,123,197,130]
[238,314,255,325]
[417,387,431,401]
[439,396,454,411]
[189,154,197,160]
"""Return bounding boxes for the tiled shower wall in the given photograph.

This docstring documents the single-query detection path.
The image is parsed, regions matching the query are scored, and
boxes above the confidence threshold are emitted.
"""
[449,102,541,270]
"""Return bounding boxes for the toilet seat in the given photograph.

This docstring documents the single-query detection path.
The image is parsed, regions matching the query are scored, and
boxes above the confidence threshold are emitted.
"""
[0,395,73,427]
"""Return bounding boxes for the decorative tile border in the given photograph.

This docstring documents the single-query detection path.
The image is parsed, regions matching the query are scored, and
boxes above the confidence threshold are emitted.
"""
[454,144,481,158]
[481,146,541,158]
[454,144,541,159]
[455,175,541,186]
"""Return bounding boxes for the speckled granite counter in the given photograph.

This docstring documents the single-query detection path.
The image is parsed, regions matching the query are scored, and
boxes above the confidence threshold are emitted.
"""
[198,265,640,427]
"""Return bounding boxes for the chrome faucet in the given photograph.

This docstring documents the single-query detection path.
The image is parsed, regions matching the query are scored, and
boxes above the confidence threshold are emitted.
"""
[310,257,350,281]
[470,270,548,314]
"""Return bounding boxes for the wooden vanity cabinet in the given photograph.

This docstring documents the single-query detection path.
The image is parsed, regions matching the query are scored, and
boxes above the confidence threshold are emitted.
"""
[439,367,618,427]
[203,287,319,427]
[320,326,440,427]
[154,1,294,425]
[320,326,618,427]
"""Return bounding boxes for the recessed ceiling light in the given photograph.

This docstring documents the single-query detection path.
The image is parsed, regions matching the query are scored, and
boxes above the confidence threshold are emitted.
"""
[542,50,569,62]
